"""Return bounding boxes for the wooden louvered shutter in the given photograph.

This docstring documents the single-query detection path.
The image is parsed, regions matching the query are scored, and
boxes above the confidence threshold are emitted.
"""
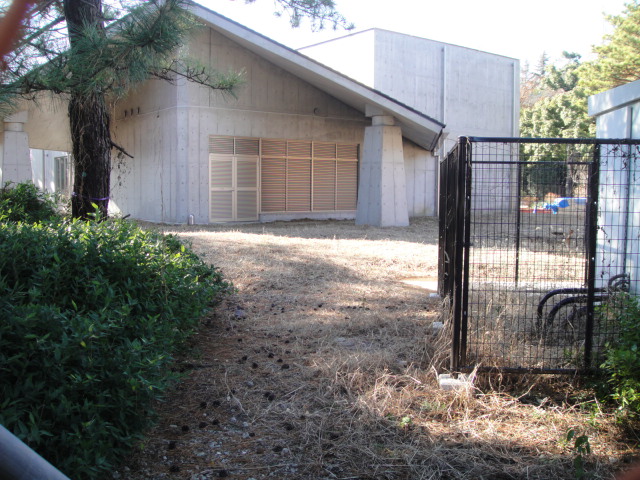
[211,136,358,220]
[210,155,234,221]
[336,143,359,210]
[261,140,286,212]
[236,156,259,221]
[336,160,358,210]
[261,158,286,212]
[209,136,259,222]
[287,159,311,211]
[288,141,312,158]
[313,159,336,211]
[314,142,337,159]
[235,138,260,156]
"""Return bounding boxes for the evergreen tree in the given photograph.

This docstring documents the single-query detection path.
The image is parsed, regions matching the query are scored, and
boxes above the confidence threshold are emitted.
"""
[520,52,594,198]
[579,0,640,93]
[0,0,349,218]
[521,52,594,141]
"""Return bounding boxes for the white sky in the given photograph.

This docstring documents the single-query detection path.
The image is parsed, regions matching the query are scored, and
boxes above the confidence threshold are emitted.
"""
[197,0,627,68]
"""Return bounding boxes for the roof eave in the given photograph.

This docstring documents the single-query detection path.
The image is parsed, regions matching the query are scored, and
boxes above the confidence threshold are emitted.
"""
[187,2,445,150]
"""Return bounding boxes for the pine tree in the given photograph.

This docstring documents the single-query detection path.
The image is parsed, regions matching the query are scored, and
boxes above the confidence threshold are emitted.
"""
[579,0,640,93]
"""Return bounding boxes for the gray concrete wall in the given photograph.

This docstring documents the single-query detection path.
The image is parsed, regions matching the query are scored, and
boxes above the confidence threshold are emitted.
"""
[110,26,367,224]
[301,29,520,139]
[404,140,438,217]
[300,29,520,218]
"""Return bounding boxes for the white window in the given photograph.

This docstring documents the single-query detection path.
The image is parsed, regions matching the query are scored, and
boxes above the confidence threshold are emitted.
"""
[54,155,73,196]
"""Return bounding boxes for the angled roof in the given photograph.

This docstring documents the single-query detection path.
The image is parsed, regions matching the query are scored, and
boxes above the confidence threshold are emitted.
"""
[187,1,446,150]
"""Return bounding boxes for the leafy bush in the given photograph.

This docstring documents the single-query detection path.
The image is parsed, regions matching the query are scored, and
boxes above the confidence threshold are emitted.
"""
[601,293,640,417]
[0,181,60,223]
[0,218,231,479]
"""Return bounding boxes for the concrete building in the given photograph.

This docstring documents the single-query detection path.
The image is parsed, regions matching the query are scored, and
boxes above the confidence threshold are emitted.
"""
[589,79,640,294]
[0,2,519,226]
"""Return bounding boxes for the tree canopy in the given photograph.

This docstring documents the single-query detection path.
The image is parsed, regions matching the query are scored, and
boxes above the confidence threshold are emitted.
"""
[519,1,640,199]
[578,0,640,93]
[521,0,640,140]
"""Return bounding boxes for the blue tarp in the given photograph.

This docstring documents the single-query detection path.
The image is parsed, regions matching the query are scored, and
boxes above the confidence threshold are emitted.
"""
[538,197,587,214]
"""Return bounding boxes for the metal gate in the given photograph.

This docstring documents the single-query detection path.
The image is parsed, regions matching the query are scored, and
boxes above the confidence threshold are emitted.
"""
[439,137,640,373]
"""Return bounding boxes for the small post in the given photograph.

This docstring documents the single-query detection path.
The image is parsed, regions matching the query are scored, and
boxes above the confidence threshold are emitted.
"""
[514,143,523,286]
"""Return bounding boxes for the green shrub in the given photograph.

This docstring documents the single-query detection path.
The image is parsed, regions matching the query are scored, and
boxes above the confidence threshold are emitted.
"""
[0,218,231,479]
[601,293,640,417]
[0,181,60,223]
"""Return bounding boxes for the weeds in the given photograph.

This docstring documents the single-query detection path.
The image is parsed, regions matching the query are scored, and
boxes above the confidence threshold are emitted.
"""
[567,429,592,479]
[600,293,640,419]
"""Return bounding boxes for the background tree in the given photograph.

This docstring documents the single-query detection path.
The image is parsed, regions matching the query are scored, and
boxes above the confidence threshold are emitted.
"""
[578,0,640,93]
[520,52,594,198]
[521,0,640,139]
[519,0,640,199]
[0,0,350,218]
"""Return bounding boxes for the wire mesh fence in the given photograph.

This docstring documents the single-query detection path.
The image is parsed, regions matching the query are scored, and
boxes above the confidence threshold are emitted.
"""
[439,137,640,373]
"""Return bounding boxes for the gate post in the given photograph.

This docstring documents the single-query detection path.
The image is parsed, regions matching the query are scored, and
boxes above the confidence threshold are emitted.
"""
[584,144,600,370]
[451,137,469,371]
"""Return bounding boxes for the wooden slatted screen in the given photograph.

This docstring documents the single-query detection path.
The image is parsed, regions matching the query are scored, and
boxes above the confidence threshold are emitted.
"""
[210,136,358,220]
[313,159,336,211]
[209,148,259,222]
[336,160,358,210]
[209,136,234,155]
[261,158,286,212]
[235,138,260,156]
[210,191,234,220]
[289,141,312,158]
[209,156,234,221]
[262,139,287,157]
[314,142,337,159]
[236,156,259,221]
[287,159,312,211]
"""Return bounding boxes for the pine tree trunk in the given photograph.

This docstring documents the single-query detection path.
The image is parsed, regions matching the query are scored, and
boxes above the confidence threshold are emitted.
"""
[64,0,112,219]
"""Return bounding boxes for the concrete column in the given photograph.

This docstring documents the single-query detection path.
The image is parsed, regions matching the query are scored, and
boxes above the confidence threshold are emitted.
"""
[1,111,32,185]
[356,114,409,227]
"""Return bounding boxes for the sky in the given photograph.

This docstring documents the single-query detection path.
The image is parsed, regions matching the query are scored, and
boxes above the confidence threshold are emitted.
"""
[197,0,628,68]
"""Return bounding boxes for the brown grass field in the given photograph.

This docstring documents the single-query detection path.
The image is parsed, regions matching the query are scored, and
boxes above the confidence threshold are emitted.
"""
[116,218,639,480]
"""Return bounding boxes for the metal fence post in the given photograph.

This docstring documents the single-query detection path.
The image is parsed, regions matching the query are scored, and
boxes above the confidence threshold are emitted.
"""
[584,144,601,371]
[451,137,469,372]
[0,425,71,480]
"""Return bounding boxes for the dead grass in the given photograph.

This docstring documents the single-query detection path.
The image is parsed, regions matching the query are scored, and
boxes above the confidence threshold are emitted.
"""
[117,218,639,480]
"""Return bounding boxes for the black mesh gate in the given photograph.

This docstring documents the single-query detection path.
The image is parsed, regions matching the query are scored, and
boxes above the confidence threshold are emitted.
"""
[439,137,640,373]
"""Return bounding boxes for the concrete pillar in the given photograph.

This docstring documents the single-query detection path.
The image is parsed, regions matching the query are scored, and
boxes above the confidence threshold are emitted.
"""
[1,111,32,185]
[356,114,409,227]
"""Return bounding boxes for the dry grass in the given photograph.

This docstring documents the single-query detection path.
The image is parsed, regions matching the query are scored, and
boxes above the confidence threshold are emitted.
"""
[116,218,639,480]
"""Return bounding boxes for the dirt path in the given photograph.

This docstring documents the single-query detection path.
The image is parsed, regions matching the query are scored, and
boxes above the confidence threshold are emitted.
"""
[116,218,633,480]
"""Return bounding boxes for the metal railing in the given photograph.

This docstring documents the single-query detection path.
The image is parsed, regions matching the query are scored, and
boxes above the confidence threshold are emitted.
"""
[0,425,70,480]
